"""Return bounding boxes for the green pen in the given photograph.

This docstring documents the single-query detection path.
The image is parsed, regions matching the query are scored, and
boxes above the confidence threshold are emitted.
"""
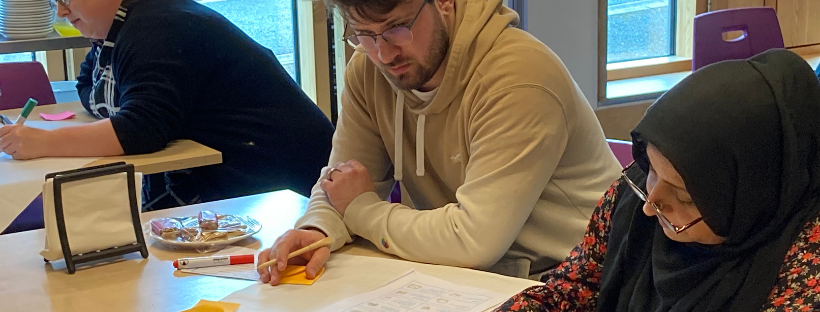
[15,98,38,125]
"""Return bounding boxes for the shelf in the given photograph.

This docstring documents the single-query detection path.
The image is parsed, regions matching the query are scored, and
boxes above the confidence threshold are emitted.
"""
[0,31,90,54]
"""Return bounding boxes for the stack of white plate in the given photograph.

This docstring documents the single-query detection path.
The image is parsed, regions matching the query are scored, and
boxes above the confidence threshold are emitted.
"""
[0,0,55,40]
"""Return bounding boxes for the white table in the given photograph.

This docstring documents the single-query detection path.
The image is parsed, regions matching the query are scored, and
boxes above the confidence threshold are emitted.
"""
[0,191,539,312]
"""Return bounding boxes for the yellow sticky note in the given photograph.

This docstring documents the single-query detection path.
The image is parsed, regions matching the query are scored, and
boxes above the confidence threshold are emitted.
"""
[180,299,240,312]
[279,265,325,285]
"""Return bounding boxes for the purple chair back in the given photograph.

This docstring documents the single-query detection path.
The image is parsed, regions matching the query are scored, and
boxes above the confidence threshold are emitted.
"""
[389,182,401,203]
[607,139,633,168]
[0,62,56,110]
[692,7,784,71]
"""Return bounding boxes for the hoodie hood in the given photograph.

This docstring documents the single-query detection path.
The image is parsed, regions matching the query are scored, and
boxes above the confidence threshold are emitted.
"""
[402,0,519,116]
[391,0,519,181]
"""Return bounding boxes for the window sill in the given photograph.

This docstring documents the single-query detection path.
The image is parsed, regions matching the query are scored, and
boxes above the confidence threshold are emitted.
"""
[605,53,820,104]
[606,71,690,99]
[606,57,692,81]
[607,56,689,70]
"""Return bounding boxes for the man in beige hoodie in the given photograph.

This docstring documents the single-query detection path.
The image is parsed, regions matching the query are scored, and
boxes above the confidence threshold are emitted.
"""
[258,0,621,284]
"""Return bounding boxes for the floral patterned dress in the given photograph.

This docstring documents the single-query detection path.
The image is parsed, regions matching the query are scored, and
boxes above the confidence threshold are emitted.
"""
[495,178,820,312]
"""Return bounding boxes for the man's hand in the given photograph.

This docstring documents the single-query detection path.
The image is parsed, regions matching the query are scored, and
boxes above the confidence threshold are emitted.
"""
[0,125,51,160]
[257,229,329,286]
[320,159,376,217]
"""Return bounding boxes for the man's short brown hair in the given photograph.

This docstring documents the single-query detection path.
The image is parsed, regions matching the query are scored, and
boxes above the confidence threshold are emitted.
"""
[325,0,418,23]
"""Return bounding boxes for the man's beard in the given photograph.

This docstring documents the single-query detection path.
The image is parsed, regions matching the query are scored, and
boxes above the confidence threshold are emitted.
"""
[381,18,450,90]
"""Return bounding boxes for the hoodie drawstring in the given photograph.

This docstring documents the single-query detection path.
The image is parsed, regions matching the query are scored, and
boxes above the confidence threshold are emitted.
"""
[394,92,404,181]
[393,92,427,182]
[416,114,426,176]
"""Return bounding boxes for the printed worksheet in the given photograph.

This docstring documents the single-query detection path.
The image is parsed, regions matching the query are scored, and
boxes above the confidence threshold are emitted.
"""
[317,270,507,312]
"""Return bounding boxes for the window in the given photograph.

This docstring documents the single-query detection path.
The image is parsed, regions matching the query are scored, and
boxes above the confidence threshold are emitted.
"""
[607,0,675,63]
[0,52,34,63]
[600,0,705,104]
[198,0,297,80]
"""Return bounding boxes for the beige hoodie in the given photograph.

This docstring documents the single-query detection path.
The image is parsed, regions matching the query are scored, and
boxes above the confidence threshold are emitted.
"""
[295,0,621,278]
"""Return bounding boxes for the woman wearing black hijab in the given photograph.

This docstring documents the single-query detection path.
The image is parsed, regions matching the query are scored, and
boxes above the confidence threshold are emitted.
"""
[496,49,820,311]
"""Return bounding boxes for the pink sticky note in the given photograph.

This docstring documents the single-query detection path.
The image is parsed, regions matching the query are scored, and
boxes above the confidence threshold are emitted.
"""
[39,111,75,121]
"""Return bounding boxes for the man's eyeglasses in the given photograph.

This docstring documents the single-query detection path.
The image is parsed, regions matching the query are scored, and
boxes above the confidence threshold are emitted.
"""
[53,0,70,7]
[622,166,703,234]
[342,0,428,51]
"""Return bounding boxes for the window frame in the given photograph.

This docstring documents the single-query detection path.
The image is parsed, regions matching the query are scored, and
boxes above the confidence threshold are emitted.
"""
[508,0,528,30]
[602,0,706,81]
[600,0,820,105]
[599,0,710,105]
[605,0,679,64]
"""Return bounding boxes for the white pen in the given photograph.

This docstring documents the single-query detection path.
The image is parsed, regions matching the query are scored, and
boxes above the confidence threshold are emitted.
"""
[173,254,255,269]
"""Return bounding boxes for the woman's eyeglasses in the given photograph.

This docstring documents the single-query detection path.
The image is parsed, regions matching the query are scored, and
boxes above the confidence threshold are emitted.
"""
[342,0,428,51]
[622,166,703,234]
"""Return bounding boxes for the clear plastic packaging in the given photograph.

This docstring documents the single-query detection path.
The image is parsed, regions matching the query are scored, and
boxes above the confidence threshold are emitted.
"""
[197,210,219,231]
[150,218,183,240]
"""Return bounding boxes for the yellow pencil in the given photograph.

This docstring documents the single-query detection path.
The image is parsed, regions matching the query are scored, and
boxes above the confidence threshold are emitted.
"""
[256,236,333,270]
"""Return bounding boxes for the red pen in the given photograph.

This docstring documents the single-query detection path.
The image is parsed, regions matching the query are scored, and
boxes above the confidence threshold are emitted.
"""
[173,254,255,269]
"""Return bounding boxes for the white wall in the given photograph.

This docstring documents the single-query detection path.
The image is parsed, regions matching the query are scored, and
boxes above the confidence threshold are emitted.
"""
[524,1,599,106]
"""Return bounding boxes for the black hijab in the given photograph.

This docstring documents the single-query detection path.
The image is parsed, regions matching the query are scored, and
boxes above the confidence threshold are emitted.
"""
[598,49,820,312]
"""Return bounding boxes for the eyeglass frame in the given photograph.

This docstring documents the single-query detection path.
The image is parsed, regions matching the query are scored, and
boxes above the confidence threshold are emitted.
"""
[341,0,429,50]
[53,0,70,7]
[621,165,703,234]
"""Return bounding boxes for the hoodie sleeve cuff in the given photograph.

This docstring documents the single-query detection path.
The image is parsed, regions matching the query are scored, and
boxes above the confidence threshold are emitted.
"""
[343,191,385,241]
[295,209,351,252]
